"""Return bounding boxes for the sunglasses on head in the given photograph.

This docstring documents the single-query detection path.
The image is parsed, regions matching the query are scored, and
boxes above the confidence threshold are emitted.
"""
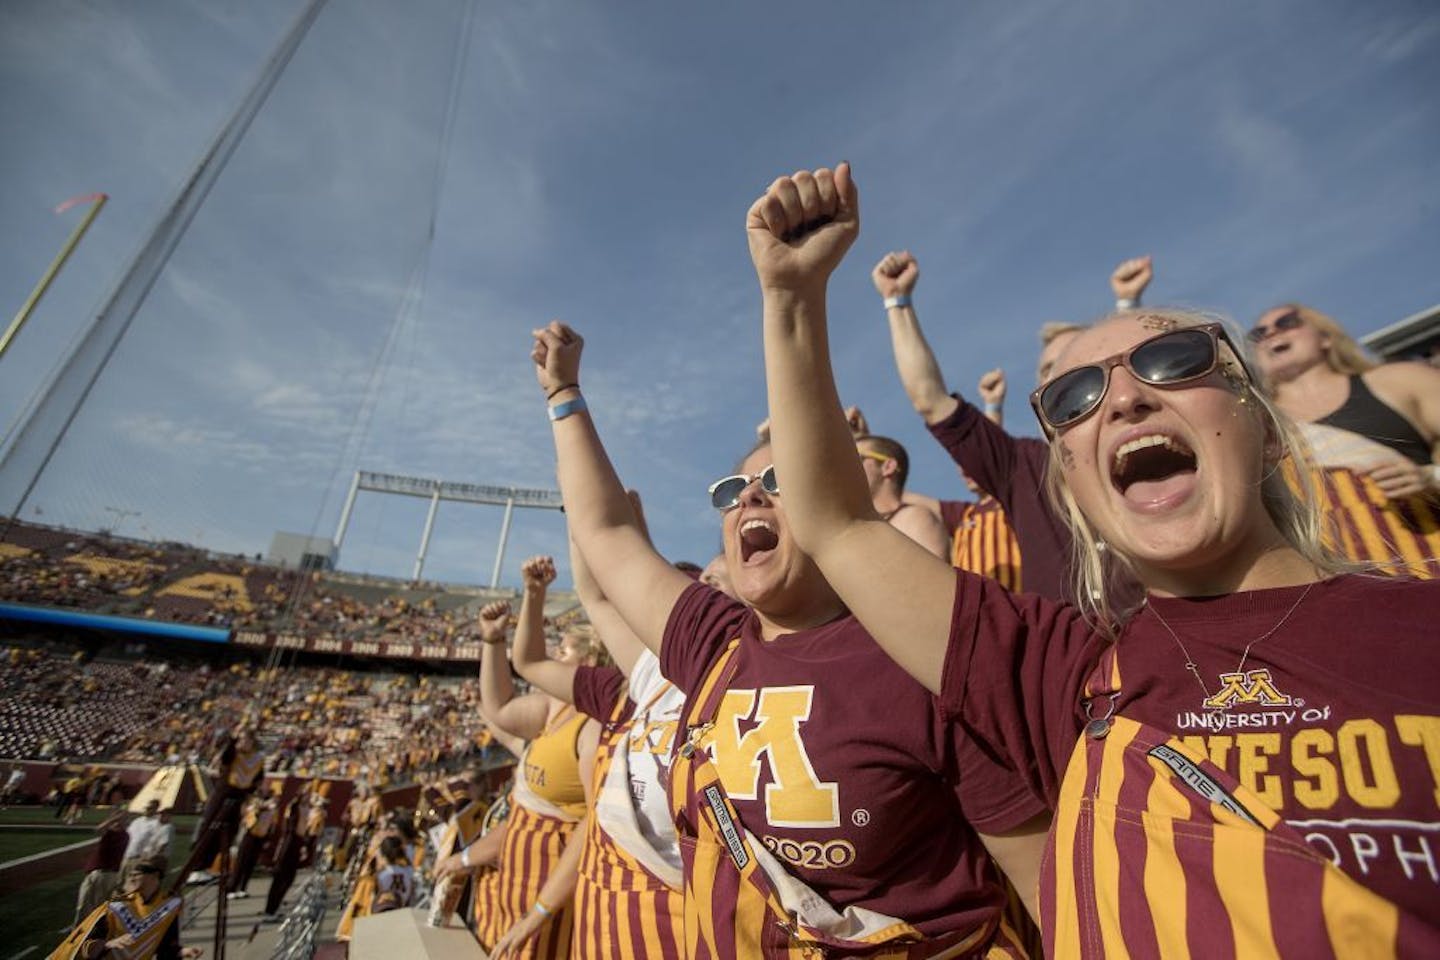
[856,446,891,465]
[708,464,778,512]
[1248,310,1302,343]
[1029,323,1240,432]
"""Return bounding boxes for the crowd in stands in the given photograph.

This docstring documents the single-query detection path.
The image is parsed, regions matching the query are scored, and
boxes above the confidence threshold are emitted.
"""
[0,644,502,783]
[0,528,521,644]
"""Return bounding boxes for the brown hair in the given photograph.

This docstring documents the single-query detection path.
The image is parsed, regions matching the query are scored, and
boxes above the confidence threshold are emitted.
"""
[857,435,910,490]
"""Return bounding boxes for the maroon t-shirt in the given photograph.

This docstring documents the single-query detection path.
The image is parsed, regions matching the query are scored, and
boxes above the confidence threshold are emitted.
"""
[661,582,1025,938]
[943,571,1440,926]
[927,396,1073,601]
[573,665,629,724]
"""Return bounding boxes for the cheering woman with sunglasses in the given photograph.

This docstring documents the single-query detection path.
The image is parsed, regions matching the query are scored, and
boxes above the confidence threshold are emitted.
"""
[1251,304,1440,577]
[754,162,1440,957]
[533,322,1032,957]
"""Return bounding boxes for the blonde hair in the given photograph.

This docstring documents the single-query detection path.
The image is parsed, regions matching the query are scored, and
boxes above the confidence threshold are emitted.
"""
[1268,304,1377,380]
[1039,321,1088,347]
[560,624,612,668]
[1042,307,1352,633]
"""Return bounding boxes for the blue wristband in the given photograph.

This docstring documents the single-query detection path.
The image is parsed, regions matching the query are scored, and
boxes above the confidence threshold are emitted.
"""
[883,294,911,310]
[548,395,588,422]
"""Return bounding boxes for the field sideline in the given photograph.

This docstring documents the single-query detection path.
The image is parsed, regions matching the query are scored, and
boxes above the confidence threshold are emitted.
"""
[0,806,199,959]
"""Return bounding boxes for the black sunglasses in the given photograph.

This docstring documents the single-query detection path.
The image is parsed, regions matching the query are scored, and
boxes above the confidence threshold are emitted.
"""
[1030,324,1239,432]
[707,465,779,512]
[1248,310,1303,343]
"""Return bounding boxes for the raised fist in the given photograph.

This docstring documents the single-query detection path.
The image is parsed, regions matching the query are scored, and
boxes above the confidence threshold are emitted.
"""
[520,556,556,590]
[477,601,511,645]
[1110,255,1153,302]
[844,406,871,438]
[746,163,859,293]
[871,251,919,299]
[531,321,583,395]
[977,369,1006,407]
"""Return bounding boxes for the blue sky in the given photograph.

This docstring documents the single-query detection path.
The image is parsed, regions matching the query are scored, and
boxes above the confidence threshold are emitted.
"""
[0,0,1436,589]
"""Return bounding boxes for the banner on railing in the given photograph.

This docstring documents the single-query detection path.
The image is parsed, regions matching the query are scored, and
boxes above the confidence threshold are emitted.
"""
[232,629,480,662]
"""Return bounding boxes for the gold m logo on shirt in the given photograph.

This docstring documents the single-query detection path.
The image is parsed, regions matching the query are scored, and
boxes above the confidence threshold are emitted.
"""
[1203,669,1296,710]
[711,685,840,828]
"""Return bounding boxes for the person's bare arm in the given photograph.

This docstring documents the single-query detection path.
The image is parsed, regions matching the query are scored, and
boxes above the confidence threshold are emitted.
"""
[872,252,960,425]
[532,324,692,653]
[477,600,550,740]
[979,814,1052,922]
[569,524,647,678]
[509,556,577,702]
[753,164,955,694]
[890,503,951,559]
[477,703,527,759]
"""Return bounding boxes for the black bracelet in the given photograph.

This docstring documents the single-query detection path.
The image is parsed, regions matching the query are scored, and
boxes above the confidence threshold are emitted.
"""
[546,383,579,401]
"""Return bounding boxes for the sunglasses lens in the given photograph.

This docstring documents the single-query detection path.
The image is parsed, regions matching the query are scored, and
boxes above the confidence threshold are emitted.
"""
[1132,329,1215,384]
[1249,311,1301,343]
[1041,366,1107,427]
[709,477,747,511]
[760,465,779,495]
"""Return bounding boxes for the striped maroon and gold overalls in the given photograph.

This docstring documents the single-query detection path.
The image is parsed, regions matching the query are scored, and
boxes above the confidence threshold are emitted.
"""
[1309,467,1439,579]
[571,683,685,957]
[1044,646,1440,958]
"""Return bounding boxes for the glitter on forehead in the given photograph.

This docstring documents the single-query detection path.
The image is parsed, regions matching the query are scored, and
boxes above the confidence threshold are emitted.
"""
[1138,314,1178,332]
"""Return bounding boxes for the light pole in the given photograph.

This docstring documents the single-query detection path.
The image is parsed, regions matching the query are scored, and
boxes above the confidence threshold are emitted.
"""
[104,506,140,537]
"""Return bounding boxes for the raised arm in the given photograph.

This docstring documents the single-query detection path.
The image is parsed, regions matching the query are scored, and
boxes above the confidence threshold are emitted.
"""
[977,369,1006,429]
[532,323,692,653]
[477,600,550,740]
[751,164,955,693]
[1109,254,1153,309]
[509,556,577,701]
[872,251,959,425]
[569,519,647,677]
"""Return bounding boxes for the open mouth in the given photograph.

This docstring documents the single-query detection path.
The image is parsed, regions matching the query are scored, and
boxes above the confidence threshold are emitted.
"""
[1268,341,1292,356]
[739,517,779,564]
[1111,434,1198,505]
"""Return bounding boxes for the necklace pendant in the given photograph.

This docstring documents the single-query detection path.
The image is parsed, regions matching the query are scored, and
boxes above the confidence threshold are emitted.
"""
[1085,718,1112,740]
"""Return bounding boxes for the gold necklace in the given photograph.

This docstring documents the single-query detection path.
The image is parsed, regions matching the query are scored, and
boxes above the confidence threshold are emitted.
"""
[1146,581,1315,711]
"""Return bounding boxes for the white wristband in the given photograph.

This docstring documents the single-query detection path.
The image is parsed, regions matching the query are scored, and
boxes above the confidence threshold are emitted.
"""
[460,846,472,868]
[1115,297,1139,310]
[883,294,911,310]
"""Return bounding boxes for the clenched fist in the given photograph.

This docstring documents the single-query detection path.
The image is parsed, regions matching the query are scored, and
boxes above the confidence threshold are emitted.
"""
[531,321,583,396]
[872,251,919,300]
[746,163,859,294]
[478,600,511,645]
[977,369,1006,407]
[520,555,556,591]
[1110,255,1153,303]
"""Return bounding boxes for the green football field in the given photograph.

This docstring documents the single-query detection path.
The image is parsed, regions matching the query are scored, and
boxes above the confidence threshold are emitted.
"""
[0,807,199,958]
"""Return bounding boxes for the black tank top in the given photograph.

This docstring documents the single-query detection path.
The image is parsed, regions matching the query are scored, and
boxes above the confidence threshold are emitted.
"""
[1315,375,1432,465]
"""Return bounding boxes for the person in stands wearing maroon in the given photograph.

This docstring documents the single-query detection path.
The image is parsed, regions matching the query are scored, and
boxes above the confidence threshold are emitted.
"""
[532,321,1030,957]
[72,807,130,927]
[755,161,1440,956]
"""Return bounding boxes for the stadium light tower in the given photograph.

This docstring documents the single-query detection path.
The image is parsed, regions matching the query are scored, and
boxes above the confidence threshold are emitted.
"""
[333,470,563,586]
[104,506,141,537]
